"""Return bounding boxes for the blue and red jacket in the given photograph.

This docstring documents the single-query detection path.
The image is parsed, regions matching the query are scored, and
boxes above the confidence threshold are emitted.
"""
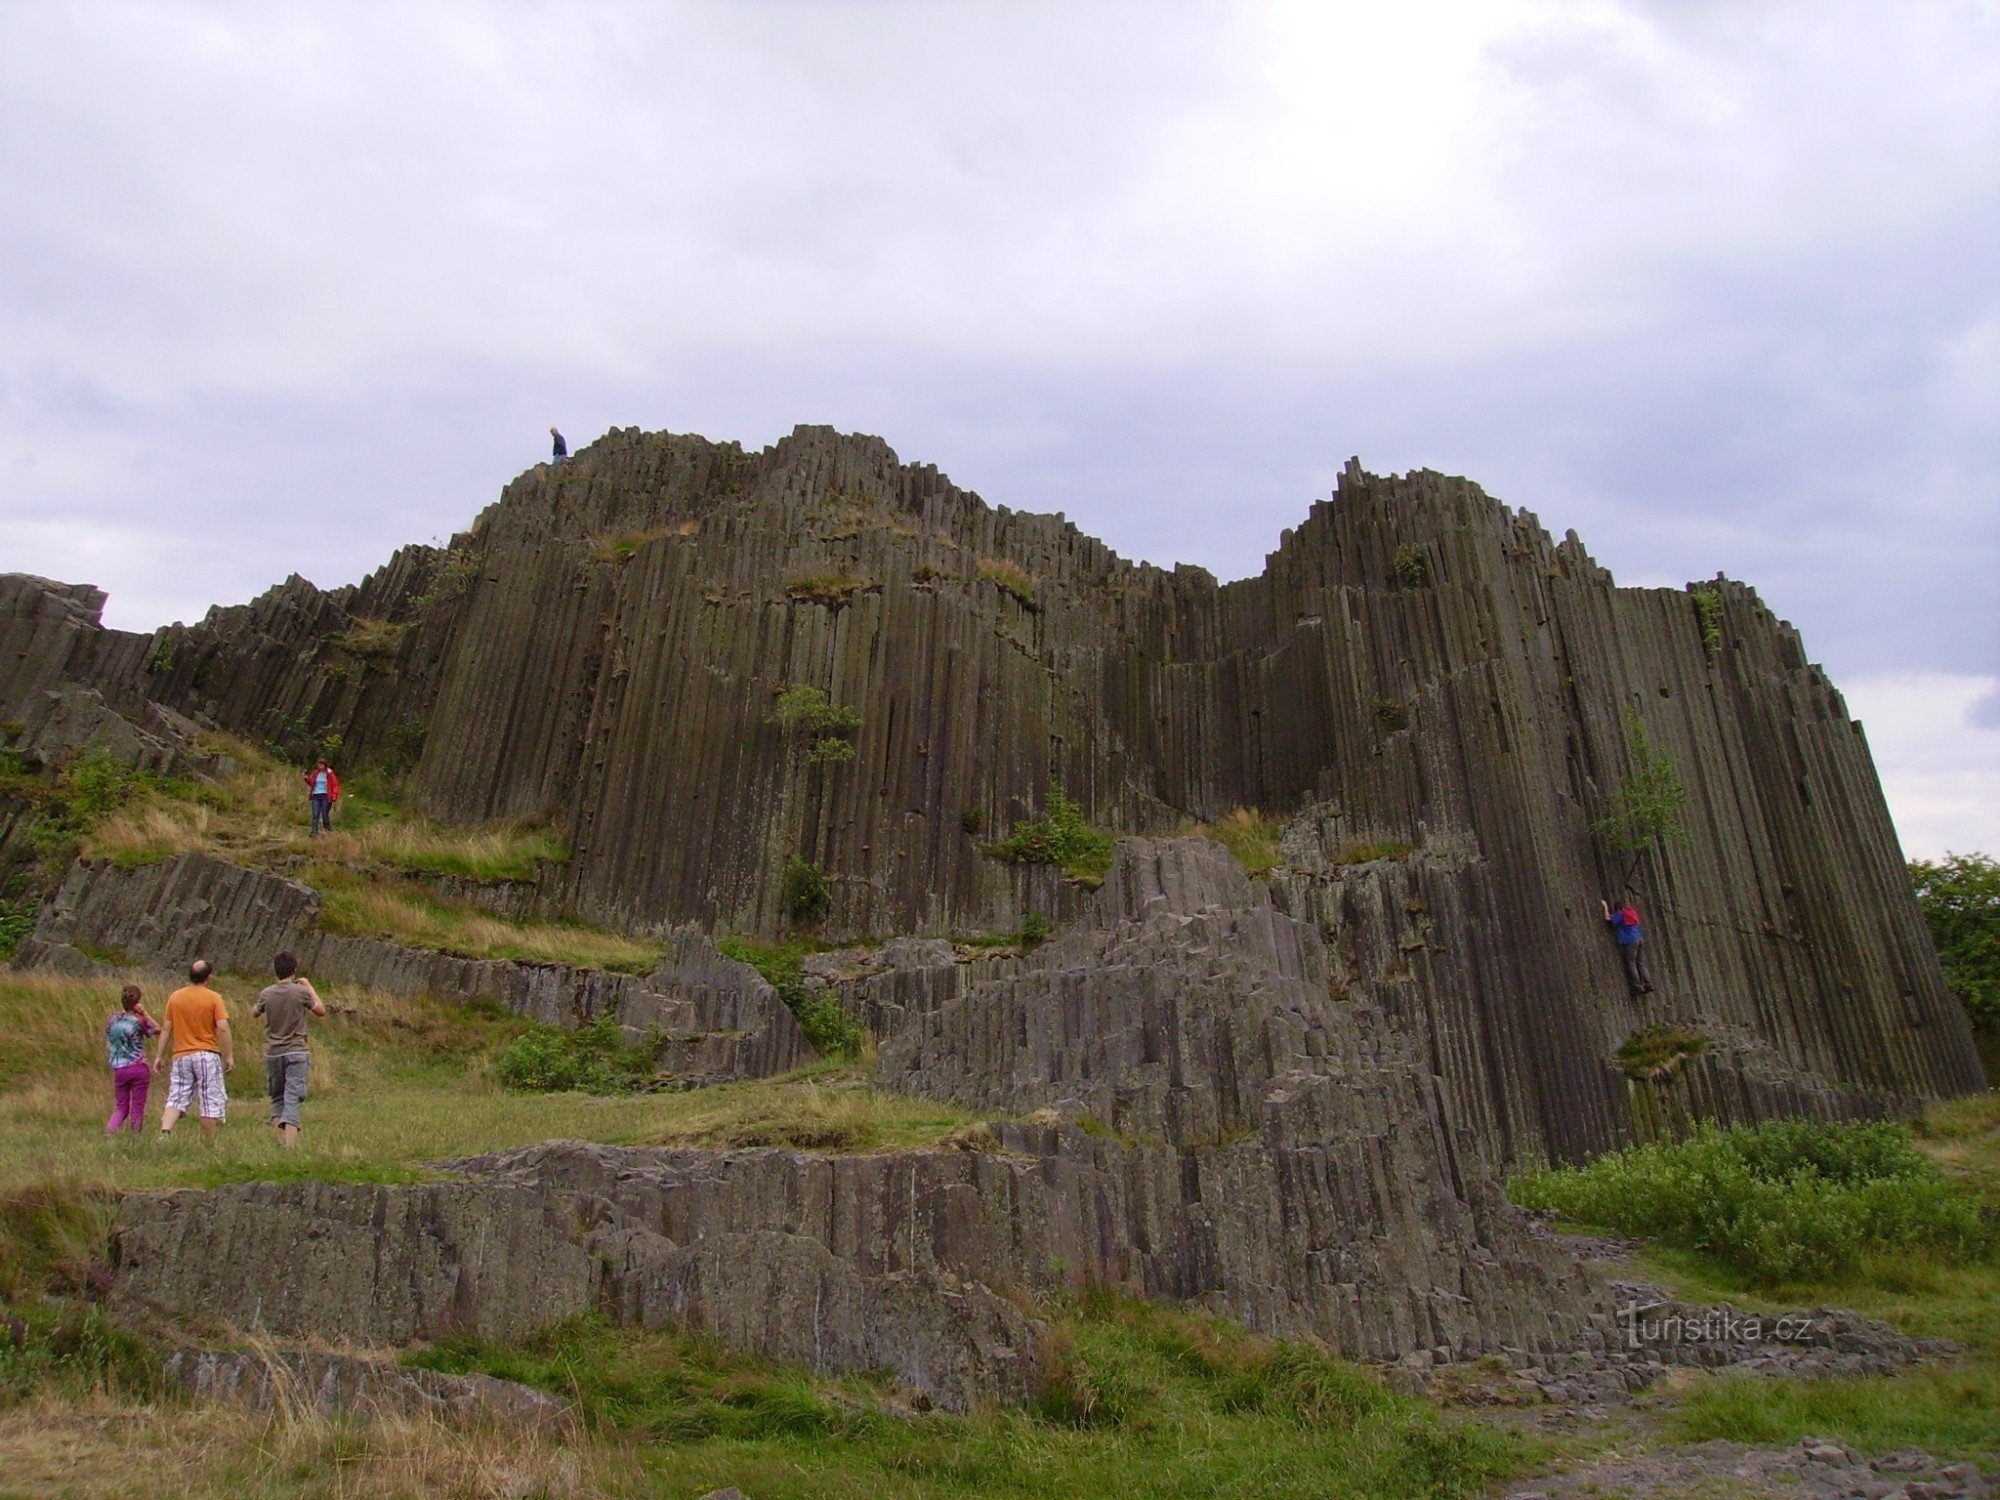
[1608,904,1644,945]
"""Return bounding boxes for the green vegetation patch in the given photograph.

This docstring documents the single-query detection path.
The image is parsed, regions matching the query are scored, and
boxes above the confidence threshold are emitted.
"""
[1691,584,1724,651]
[1671,1361,2000,1464]
[1616,1024,1710,1080]
[1591,705,1691,881]
[1333,839,1413,866]
[1391,542,1431,588]
[986,787,1116,888]
[1509,1119,1994,1285]
[331,616,407,662]
[307,866,662,972]
[718,937,865,1061]
[975,556,1039,609]
[1188,808,1281,877]
[405,1297,1540,1498]
[1910,851,1999,1027]
[786,574,877,609]
[774,684,863,767]
[495,1014,660,1095]
[780,855,832,923]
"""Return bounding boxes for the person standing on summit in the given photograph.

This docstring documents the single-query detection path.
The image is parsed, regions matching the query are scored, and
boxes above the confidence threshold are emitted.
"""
[550,426,567,462]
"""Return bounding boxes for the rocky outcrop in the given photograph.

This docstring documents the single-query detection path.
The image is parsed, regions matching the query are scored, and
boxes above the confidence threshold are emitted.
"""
[5,427,1982,1163]
[21,851,810,1079]
[111,840,1609,1401]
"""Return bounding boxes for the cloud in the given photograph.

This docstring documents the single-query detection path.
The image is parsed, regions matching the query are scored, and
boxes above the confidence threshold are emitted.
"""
[1845,673,2000,860]
[0,0,1993,844]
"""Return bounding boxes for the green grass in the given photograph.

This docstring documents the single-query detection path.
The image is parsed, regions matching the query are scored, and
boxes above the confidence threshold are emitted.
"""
[1616,1024,1710,1079]
[1569,1093,2000,1467]
[1185,808,1282,877]
[306,866,663,971]
[403,1295,1543,1499]
[0,972,966,1196]
[83,742,568,886]
[1508,1118,1993,1284]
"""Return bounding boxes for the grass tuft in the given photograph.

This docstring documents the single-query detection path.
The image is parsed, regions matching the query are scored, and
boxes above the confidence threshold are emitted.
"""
[1185,808,1281,877]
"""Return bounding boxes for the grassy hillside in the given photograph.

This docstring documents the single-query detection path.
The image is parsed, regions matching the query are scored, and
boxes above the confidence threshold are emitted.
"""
[0,969,1550,1499]
[0,971,969,1195]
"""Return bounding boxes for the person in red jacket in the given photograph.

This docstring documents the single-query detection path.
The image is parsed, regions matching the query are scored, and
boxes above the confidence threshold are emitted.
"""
[304,759,340,836]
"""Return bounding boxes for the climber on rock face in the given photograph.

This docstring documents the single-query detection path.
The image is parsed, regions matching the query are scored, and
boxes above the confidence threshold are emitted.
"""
[549,426,567,462]
[1603,895,1655,995]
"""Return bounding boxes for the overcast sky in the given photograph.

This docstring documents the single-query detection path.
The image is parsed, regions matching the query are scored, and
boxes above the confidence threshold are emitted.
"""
[2,1,1994,858]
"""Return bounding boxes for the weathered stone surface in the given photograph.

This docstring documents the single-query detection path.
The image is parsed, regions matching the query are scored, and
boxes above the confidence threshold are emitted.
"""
[21,851,810,1079]
[6,428,1983,1164]
[110,842,1610,1398]
[161,1346,574,1429]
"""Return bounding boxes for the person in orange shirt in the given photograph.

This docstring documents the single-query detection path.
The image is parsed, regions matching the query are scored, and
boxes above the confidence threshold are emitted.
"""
[152,959,234,1141]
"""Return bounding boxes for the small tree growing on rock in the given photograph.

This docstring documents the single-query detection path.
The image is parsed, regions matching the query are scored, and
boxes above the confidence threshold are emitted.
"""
[1592,707,1690,887]
[774,685,862,766]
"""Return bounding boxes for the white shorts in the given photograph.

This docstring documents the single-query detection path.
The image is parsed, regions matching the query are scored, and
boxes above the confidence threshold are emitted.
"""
[165,1051,228,1120]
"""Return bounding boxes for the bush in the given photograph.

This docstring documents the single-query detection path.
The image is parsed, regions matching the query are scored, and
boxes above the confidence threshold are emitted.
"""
[774,686,862,769]
[494,1015,657,1095]
[780,857,831,924]
[1509,1119,1993,1285]
[717,938,864,1061]
[1391,542,1430,588]
[986,787,1115,887]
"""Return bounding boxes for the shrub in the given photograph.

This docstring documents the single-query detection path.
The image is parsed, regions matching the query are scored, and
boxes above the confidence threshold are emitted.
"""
[494,1014,657,1095]
[774,686,862,769]
[1509,1119,1993,1285]
[1909,852,1999,1026]
[986,787,1115,887]
[1391,542,1430,588]
[413,547,477,608]
[1692,585,1724,651]
[780,856,831,924]
[1591,706,1691,883]
[803,736,857,765]
[717,937,863,1060]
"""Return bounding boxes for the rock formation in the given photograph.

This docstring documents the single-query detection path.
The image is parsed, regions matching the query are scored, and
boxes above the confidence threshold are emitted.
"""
[5,424,1978,1162]
[4,422,1986,1407]
[113,839,1606,1405]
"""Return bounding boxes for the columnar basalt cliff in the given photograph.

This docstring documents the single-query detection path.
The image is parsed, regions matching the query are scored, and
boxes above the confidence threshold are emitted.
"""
[4,424,1983,1180]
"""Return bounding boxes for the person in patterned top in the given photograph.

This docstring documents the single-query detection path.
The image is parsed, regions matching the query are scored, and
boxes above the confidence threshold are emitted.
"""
[104,983,159,1136]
